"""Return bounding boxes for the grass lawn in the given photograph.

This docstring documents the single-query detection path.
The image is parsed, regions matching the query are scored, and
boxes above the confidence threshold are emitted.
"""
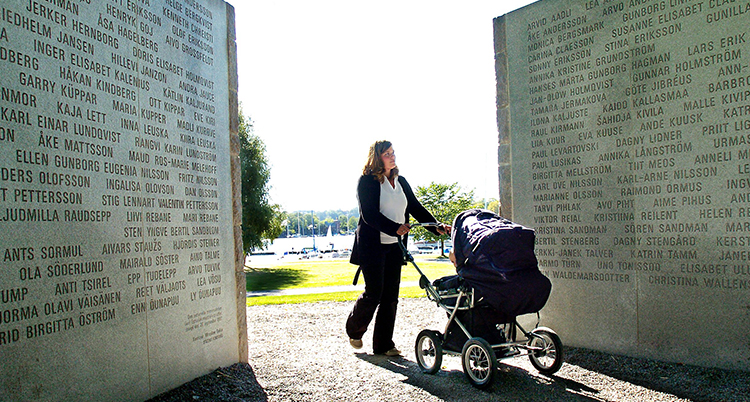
[245,255,456,306]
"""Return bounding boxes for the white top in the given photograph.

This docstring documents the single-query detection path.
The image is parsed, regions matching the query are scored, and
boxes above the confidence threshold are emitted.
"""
[379,177,408,244]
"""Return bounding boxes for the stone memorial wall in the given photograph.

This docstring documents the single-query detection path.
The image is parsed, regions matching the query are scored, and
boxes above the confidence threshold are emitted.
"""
[0,0,245,400]
[495,0,750,370]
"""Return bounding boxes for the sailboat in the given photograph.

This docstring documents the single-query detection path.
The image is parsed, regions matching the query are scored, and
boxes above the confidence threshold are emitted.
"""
[326,225,334,250]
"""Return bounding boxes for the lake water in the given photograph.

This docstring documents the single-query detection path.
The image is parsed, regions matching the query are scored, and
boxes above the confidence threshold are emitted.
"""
[262,235,355,254]
[257,235,447,254]
[246,234,447,266]
[246,235,354,266]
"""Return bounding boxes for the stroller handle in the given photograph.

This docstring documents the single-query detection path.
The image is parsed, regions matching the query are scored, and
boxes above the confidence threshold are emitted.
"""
[396,222,449,295]
[408,222,442,228]
[397,222,448,258]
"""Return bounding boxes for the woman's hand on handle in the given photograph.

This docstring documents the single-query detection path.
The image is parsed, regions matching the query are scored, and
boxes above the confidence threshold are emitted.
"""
[437,223,452,235]
[396,224,410,236]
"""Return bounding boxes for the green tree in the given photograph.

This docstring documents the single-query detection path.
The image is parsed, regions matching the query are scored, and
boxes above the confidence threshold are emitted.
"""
[304,213,316,237]
[281,209,359,237]
[319,218,333,237]
[414,182,475,256]
[485,199,501,215]
[239,109,285,255]
[472,198,501,215]
[285,211,305,237]
[337,215,348,234]
[348,216,358,233]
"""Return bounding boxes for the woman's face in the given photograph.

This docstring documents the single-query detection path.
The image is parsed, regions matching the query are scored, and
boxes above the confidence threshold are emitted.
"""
[380,147,396,171]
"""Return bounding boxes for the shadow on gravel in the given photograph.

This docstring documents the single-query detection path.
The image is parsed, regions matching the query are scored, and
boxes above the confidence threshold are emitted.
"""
[355,353,601,401]
[244,267,306,291]
[564,347,750,402]
[146,363,268,402]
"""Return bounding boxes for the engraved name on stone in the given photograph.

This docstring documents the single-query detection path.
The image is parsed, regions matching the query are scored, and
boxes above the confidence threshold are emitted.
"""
[0,0,225,349]
[514,0,750,291]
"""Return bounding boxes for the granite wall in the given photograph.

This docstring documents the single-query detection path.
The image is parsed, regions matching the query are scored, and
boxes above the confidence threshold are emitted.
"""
[495,0,750,370]
[0,0,246,400]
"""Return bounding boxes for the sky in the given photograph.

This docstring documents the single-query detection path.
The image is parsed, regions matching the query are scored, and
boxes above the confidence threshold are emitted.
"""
[227,0,538,212]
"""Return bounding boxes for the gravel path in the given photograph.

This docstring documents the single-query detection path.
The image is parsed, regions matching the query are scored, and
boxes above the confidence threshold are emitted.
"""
[150,298,749,402]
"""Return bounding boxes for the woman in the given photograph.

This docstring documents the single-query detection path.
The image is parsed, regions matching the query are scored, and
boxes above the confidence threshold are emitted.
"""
[346,140,448,356]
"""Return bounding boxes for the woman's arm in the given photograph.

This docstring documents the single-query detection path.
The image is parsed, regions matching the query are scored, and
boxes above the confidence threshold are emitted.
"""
[399,176,445,236]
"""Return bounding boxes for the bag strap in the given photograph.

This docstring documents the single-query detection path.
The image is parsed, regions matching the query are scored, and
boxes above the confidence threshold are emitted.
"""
[352,266,362,285]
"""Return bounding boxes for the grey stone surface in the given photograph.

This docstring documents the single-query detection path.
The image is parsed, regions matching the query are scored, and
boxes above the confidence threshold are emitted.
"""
[0,1,243,401]
[495,0,750,370]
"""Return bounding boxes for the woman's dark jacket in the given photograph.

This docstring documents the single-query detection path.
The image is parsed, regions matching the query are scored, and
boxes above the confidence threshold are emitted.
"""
[350,174,438,266]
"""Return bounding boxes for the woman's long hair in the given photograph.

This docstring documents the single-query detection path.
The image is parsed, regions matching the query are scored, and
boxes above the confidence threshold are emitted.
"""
[362,140,398,183]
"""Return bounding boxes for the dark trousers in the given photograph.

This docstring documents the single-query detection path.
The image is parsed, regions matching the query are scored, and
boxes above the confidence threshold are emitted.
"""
[346,243,403,354]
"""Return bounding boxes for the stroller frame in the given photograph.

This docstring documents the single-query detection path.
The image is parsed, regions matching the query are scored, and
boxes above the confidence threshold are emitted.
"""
[401,224,563,389]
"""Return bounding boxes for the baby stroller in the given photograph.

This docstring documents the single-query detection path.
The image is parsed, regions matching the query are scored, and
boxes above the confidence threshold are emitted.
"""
[404,210,563,389]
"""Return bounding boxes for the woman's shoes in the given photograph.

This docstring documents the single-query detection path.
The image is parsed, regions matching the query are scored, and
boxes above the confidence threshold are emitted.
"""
[349,338,400,356]
[349,338,363,349]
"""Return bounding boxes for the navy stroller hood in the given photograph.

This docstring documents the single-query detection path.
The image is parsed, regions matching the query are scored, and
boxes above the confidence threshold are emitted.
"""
[451,209,551,320]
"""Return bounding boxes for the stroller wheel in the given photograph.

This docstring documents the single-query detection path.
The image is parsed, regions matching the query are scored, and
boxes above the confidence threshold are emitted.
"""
[415,330,442,374]
[461,337,496,389]
[527,327,564,375]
